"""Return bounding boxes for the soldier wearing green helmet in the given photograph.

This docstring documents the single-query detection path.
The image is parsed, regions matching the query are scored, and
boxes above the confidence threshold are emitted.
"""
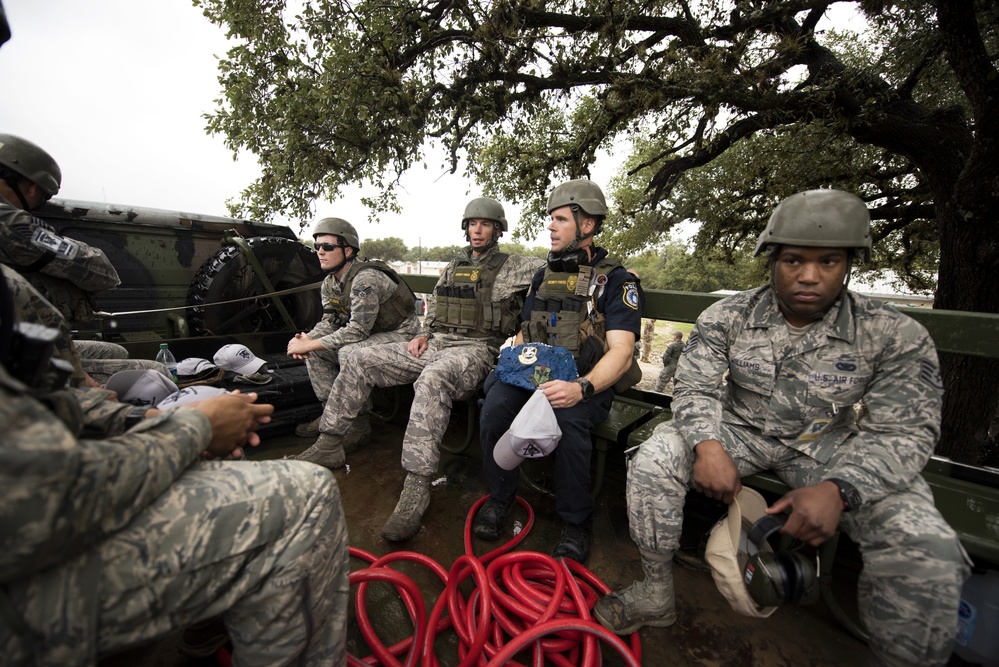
[295,196,542,544]
[0,134,167,387]
[288,216,420,443]
[0,134,120,319]
[474,179,643,565]
[597,189,969,667]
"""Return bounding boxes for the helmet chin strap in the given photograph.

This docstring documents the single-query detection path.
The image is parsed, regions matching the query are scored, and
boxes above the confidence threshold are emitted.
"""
[464,222,501,251]
[563,205,594,254]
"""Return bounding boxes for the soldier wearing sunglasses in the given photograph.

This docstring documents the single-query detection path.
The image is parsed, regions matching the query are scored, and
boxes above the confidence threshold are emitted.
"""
[288,217,420,446]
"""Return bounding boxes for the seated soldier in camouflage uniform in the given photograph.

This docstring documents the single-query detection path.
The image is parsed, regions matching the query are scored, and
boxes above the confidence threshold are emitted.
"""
[295,197,543,543]
[594,190,969,667]
[0,265,350,667]
[287,217,420,444]
[0,133,166,386]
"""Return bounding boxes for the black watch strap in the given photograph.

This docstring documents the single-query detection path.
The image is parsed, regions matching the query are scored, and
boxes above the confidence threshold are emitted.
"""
[124,405,148,430]
[828,478,861,512]
[575,377,594,402]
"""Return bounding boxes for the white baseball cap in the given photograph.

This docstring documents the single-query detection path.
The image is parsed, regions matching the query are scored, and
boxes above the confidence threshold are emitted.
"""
[176,357,217,376]
[105,369,177,408]
[493,390,562,471]
[157,385,230,410]
[704,487,779,618]
[213,344,267,375]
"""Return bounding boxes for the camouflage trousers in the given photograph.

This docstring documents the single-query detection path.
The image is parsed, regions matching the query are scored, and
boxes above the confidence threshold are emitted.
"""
[319,339,495,476]
[13,460,350,666]
[654,361,677,392]
[306,331,414,401]
[74,340,171,386]
[627,420,969,667]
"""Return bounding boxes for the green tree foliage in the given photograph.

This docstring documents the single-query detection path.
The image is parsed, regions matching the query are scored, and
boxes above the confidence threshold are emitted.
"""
[360,236,408,262]
[627,242,767,292]
[196,0,999,463]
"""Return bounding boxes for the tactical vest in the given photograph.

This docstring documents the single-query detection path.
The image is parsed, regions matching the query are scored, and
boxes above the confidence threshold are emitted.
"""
[323,260,415,333]
[522,256,641,391]
[432,251,518,338]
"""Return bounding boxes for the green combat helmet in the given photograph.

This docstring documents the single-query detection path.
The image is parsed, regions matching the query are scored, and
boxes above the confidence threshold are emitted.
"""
[0,133,62,197]
[754,189,871,262]
[313,217,360,250]
[546,179,608,218]
[461,197,507,231]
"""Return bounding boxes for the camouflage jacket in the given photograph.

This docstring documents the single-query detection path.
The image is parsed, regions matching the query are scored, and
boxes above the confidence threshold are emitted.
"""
[662,340,683,366]
[423,245,543,353]
[0,197,120,320]
[673,286,943,506]
[307,261,419,350]
[0,362,211,665]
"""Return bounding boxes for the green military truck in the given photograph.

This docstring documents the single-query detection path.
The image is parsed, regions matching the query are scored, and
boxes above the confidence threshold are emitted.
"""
[34,197,324,342]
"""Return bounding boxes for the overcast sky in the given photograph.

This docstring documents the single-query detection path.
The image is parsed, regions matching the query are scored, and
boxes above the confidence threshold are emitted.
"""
[0,0,571,249]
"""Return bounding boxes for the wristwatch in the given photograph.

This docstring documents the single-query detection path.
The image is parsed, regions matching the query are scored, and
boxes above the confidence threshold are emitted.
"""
[574,377,594,402]
[827,478,861,512]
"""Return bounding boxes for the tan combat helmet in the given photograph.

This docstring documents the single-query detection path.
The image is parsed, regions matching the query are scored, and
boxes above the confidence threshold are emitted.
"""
[313,217,360,250]
[461,197,507,231]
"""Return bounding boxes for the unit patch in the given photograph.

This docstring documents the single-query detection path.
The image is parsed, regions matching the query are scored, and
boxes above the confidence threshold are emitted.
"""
[622,282,640,310]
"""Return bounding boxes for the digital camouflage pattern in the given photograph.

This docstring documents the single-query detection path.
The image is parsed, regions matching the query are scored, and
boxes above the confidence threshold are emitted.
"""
[319,245,541,476]
[627,286,969,666]
[305,263,420,401]
[1,264,86,384]
[654,338,683,392]
[0,197,120,321]
[0,363,349,666]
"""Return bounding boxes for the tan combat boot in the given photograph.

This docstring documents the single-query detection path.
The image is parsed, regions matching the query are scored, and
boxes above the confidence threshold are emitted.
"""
[381,473,432,542]
[593,550,676,634]
[341,417,372,453]
[292,433,346,469]
[294,415,321,438]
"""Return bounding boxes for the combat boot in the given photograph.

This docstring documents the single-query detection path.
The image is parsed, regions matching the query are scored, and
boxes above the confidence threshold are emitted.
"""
[593,550,676,634]
[341,417,372,453]
[381,473,432,542]
[294,415,321,438]
[292,433,346,469]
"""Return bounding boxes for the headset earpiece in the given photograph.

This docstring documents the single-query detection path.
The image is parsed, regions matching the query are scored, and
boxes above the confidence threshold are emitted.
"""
[744,514,819,607]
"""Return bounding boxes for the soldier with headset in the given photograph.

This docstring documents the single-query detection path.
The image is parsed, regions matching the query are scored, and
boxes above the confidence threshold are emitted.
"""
[287,217,420,445]
[295,197,542,543]
[594,189,969,667]
[473,179,643,564]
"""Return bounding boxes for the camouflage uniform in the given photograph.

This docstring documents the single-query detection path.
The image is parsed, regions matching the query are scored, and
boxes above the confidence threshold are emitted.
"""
[318,245,541,476]
[627,286,969,666]
[654,339,683,392]
[305,261,420,402]
[0,360,350,667]
[0,197,120,322]
[73,340,171,386]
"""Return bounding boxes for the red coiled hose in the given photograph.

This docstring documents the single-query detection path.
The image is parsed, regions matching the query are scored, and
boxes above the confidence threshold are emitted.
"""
[347,495,643,666]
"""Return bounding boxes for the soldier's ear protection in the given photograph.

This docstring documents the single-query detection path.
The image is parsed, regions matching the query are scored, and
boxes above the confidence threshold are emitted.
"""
[744,514,820,607]
[546,248,588,273]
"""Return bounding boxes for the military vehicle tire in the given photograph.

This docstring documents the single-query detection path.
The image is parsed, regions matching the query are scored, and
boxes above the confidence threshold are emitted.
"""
[186,237,324,335]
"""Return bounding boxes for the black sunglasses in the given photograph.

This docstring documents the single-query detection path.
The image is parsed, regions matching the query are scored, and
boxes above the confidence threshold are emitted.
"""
[313,242,343,252]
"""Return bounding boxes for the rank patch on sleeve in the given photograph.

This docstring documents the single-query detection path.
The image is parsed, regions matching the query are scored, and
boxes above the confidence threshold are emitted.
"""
[919,359,944,390]
[683,331,699,353]
[622,282,640,310]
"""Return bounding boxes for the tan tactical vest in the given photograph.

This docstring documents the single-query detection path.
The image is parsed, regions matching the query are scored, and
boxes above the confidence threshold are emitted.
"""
[324,260,415,333]
[432,252,519,338]
[522,257,641,392]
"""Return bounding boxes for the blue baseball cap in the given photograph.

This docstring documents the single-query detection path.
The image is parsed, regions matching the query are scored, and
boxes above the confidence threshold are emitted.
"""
[495,343,578,391]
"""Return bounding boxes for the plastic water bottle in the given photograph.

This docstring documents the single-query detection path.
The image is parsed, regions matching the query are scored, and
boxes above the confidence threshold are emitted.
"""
[156,343,178,383]
[954,569,999,666]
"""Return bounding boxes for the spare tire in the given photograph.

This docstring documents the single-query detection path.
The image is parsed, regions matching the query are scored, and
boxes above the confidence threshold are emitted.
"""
[186,237,324,335]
